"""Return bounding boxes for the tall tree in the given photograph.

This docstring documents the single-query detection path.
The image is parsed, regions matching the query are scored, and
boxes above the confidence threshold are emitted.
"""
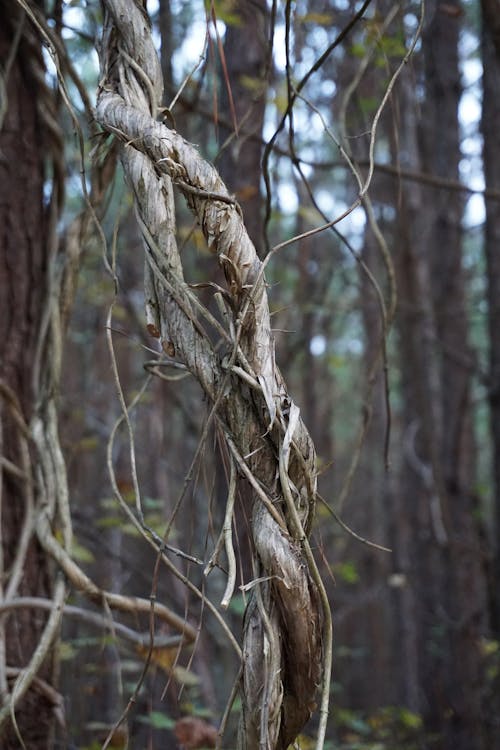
[217,0,269,254]
[393,2,489,747]
[481,0,500,638]
[0,2,60,745]
[480,4,500,740]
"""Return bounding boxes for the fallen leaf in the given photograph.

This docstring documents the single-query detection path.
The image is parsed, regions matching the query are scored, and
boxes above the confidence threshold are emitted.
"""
[174,716,217,749]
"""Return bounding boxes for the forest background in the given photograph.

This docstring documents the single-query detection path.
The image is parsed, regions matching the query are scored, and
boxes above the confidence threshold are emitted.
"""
[1,0,500,748]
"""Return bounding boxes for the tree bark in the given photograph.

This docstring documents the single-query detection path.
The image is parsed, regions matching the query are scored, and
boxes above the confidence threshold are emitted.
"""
[392,3,489,747]
[480,5,500,741]
[0,3,54,746]
[217,0,268,255]
[481,0,500,638]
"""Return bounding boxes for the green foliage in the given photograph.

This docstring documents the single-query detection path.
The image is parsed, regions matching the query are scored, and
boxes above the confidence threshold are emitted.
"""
[298,12,334,26]
[482,638,499,682]
[71,540,95,563]
[358,96,379,117]
[332,705,424,749]
[204,0,242,27]
[335,560,360,584]
[228,592,246,616]
[136,710,176,730]
[350,42,367,59]
[336,707,372,736]
[377,33,406,60]
[59,641,77,661]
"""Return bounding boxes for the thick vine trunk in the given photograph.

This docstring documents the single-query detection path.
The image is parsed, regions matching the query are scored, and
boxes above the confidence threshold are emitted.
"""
[95,2,327,747]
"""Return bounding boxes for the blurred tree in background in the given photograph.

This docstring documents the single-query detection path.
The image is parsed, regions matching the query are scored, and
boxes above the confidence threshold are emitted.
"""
[1,0,499,748]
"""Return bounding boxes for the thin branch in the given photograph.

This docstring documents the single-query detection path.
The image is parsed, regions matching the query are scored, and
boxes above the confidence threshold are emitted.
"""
[220,457,237,609]
[0,577,66,739]
[262,0,374,244]
[317,495,391,553]
[104,376,241,656]
[5,668,65,729]
[0,598,182,649]
[359,0,425,199]
[35,509,198,641]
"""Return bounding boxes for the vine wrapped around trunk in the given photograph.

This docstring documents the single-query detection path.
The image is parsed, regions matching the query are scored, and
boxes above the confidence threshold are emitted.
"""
[95,2,330,747]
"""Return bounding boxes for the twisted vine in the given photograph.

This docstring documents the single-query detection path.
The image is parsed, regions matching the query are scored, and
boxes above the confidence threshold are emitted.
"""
[95,2,329,747]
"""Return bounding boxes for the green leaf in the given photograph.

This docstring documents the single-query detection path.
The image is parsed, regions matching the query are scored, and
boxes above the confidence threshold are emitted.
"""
[143,496,163,510]
[335,707,371,735]
[204,0,242,26]
[299,12,333,25]
[350,42,367,59]
[136,711,175,730]
[71,541,95,564]
[336,561,360,584]
[359,95,379,115]
[379,34,407,59]
[174,665,201,686]
[59,641,76,661]
[228,594,246,616]
[399,707,423,729]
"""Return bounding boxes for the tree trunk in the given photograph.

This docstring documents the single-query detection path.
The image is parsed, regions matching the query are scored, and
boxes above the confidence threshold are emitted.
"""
[393,3,489,747]
[0,3,54,746]
[217,0,268,255]
[480,4,500,742]
[481,0,500,637]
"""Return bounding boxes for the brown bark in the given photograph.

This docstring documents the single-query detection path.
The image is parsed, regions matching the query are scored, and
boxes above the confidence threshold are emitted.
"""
[353,225,394,709]
[217,0,268,255]
[158,0,174,95]
[0,3,54,746]
[481,0,500,638]
[480,5,500,741]
[392,2,488,747]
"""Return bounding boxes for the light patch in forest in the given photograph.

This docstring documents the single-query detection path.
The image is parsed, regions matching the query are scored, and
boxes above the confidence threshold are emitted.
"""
[314,189,338,215]
[61,3,86,36]
[277,183,299,214]
[459,28,479,61]
[460,91,481,129]
[273,24,287,71]
[174,17,209,72]
[462,135,482,157]
[404,12,419,32]
[42,48,58,84]
[346,205,366,232]
[262,114,276,143]
[464,193,485,228]
[320,79,336,98]
[310,334,326,357]
[462,57,482,87]
[347,338,362,355]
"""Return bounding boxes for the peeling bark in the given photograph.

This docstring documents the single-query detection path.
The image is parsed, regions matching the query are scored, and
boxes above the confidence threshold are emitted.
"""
[95,2,326,747]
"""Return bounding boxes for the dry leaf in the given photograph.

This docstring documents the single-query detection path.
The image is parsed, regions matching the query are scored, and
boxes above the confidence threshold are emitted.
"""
[174,716,217,749]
